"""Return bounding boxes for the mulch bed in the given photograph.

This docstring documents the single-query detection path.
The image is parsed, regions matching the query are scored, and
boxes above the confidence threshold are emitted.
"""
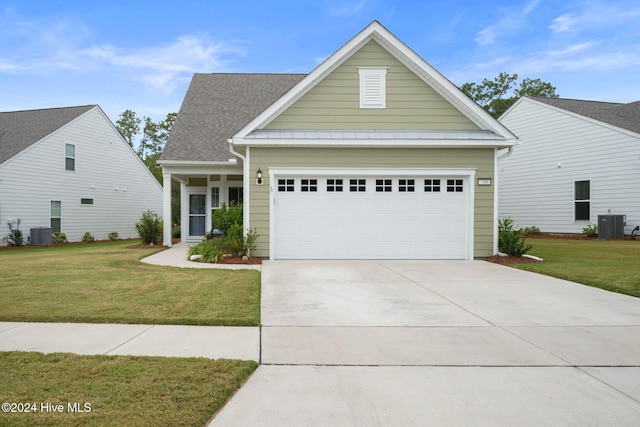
[216,256,262,265]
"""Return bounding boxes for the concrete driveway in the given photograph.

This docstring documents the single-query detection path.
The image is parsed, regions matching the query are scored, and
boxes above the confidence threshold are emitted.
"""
[209,260,640,426]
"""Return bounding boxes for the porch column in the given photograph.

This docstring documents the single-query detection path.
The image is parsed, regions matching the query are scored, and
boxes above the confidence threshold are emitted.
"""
[162,173,172,247]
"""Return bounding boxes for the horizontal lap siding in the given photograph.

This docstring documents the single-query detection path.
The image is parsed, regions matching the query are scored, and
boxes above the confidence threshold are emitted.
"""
[499,99,640,234]
[0,108,163,243]
[249,147,495,258]
[265,40,479,131]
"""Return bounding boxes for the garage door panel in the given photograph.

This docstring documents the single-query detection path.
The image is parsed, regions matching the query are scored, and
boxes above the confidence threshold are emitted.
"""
[273,175,470,259]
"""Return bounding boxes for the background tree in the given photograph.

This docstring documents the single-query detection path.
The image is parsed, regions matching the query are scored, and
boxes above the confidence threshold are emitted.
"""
[461,72,559,118]
[115,109,141,148]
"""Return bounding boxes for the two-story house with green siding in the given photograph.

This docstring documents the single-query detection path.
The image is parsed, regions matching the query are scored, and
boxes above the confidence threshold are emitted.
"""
[159,21,516,260]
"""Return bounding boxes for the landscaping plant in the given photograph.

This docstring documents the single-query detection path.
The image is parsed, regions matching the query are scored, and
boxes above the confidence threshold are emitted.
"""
[7,229,24,247]
[108,231,119,240]
[211,202,243,233]
[82,232,95,243]
[498,217,533,256]
[52,232,68,244]
[582,223,598,238]
[136,210,163,245]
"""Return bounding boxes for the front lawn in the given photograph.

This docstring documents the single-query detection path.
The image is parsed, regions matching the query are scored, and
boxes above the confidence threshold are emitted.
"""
[0,351,257,427]
[0,240,260,325]
[511,237,640,298]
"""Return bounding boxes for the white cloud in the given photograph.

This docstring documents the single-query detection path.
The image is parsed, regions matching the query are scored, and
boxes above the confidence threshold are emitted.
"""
[474,0,541,46]
[550,2,640,33]
[329,0,370,17]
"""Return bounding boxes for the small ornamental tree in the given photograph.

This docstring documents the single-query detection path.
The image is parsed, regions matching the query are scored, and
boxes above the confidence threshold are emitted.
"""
[498,217,532,256]
[136,210,163,245]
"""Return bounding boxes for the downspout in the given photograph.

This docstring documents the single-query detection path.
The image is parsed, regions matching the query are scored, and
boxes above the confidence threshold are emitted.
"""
[227,139,250,240]
[494,146,514,255]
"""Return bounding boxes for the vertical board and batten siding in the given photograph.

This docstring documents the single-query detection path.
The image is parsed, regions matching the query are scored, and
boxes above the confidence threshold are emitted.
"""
[499,99,640,234]
[264,40,480,131]
[249,147,495,258]
[0,107,163,244]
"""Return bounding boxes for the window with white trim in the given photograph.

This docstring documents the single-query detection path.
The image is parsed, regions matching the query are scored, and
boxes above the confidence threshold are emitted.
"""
[278,179,295,192]
[65,143,75,171]
[424,179,441,192]
[327,179,343,192]
[359,67,387,109]
[376,179,392,192]
[399,179,415,192]
[301,179,318,192]
[80,198,94,205]
[51,201,61,233]
[574,180,590,221]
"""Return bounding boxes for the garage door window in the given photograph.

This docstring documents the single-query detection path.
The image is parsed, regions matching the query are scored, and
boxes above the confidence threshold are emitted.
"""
[376,179,392,192]
[447,179,464,192]
[278,179,295,192]
[350,179,366,192]
[399,179,415,192]
[424,179,441,192]
[327,179,343,192]
[301,179,318,192]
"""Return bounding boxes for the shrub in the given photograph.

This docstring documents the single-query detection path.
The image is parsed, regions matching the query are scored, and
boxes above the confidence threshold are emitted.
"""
[108,232,119,241]
[136,210,163,245]
[212,202,243,233]
[82,232,95,243]
[498,217,532,256]
[7,229,24,247]
[188,238,226,263]
[522,226,540,237]
[52,232,68,244]
[582,224,597,238]
[172,223,181,238]
[225,224,258,257]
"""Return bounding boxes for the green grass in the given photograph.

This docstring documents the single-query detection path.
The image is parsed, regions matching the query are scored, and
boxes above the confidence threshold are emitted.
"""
[511,237,640,298]
[0,240,260,325]
[0,351,257,427]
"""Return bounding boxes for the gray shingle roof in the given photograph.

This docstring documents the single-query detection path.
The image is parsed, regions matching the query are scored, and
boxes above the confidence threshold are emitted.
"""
[532,97,640,135]
[0,105,95,164]
[161,73,306,162]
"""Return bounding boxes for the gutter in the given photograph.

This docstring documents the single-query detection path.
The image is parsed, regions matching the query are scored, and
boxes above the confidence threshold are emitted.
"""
[227,139,250,243]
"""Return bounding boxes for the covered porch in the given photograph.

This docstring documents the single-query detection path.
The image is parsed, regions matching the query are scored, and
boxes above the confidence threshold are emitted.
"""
[160,161,244,247]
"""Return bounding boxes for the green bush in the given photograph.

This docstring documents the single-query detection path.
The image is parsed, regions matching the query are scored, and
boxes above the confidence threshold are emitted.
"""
[225,224,258,257]
[212,202,243,234]
[498,217,532,256]
[522,226,540,237]
[188,238,226,263]
[8,229,24,247]
[172,223,181,238]
[82,232,95,243]
[52,232,67,244]
[108,232,119,241]
[136,210,163,245]
[582,224,597,238]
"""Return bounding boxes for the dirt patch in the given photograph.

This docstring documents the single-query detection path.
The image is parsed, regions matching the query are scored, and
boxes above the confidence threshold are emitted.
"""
[486,255,542,265]
[216,256,263,265]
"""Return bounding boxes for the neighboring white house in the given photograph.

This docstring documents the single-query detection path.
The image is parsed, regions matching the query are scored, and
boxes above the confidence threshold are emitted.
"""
[0,105,163,245]
[498,96,640,234]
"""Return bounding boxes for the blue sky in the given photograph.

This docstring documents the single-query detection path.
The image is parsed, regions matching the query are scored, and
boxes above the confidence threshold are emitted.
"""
[1,0,639,123]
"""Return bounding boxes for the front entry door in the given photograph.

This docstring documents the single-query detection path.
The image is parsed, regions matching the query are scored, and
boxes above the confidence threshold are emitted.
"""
[188,194,206,237]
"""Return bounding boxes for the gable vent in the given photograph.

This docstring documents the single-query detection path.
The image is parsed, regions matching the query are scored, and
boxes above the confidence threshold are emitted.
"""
[359,67,387,109]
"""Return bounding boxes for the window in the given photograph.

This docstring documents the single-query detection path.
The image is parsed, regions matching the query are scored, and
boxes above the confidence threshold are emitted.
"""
[51,201,61,233]
[211,187,220,209]
[229,187,244,204]
[350,179,366,192]
[278,179,295,192]
[301,179,318,192]
[447,179,464,192]
[424,179,441,192]
[399,179,415,192]
[376,179,392,192]
[327,179,343,192]
[574,180,590,221]
[80,198,93,205]
[65,144,75,171]
[359,67,387,109]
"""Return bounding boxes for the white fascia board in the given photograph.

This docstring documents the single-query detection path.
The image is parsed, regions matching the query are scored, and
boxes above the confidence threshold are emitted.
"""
[269,167,476,177]
[232,137,515,149]
[158,159,238,166]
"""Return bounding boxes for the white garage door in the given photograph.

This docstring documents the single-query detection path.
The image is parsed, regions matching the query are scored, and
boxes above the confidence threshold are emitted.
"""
[272,174,472,259]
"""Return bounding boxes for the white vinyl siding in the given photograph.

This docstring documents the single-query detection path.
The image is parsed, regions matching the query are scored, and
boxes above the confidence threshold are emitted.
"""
[499,98,640,234]
[0,107,163,244]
